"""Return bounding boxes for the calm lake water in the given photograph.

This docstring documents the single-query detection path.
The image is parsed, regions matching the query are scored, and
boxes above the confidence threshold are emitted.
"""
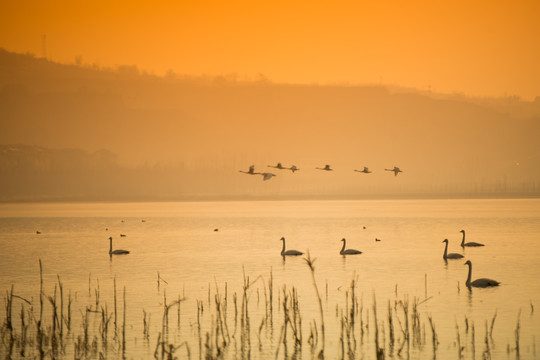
[1,199,539,359]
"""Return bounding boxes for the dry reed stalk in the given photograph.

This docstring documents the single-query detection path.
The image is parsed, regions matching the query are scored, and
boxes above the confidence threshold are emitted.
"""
[66,290,72,334]
[122,286,126,356]
[197,300,202,360]
[388,300,395,355]
[269,268,273,326]
[515,309,521,356]
[113,276,117,337]
[490,310,497,339]
[57,275,64,342]
[456,321,463,359]
[37,259,44,358]
[303,251,325,359]
[143,309,150,341]
[427,313,438,355]
[483,320,491,359]
[471,320,476,359]
[373,293,380,358]
[339,308,345,360]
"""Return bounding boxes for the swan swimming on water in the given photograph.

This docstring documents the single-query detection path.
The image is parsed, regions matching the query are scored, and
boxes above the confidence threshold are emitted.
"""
[442,239,464,260]
[464,260,500,288]
[280,237,303,256]
[460,230,485,247]
[340,238,362,255]
[109,236,130,255]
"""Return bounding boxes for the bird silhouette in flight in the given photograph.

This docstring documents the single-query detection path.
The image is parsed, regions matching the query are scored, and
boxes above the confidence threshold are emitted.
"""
[354,167,372,174]
[288,165,300,173]
[259,172,276,181]
[239,165,257,175]
[268,162,286,170]
[316,164,333,171]
[385,166,403,176]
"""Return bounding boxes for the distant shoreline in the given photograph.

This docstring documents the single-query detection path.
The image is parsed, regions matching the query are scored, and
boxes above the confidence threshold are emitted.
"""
[1,192,539,204]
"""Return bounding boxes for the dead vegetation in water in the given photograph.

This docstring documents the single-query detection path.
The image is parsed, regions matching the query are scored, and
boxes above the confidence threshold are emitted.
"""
[0,260,535,360]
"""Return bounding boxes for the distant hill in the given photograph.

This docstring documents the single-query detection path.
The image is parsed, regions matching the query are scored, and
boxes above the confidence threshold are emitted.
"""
[1,49,539,201]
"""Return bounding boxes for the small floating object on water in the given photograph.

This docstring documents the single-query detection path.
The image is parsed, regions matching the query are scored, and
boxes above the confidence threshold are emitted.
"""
[142,219,146,222]
[214,228,219,232]
[375,238,381,242]
[105,228,109,231]
[120,234,127,237]
[36,230,41,234]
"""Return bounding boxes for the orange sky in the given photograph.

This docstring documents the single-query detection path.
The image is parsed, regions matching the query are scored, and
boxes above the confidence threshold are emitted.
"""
[1,0,540,99]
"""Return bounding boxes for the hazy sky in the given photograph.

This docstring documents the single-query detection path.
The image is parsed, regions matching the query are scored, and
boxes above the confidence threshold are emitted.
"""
[1,0,539,100]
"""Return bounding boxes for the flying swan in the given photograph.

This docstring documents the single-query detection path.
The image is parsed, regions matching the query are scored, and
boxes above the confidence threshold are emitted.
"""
[316,164,333,171]
[385,166,403,176]
[354,167,372,174]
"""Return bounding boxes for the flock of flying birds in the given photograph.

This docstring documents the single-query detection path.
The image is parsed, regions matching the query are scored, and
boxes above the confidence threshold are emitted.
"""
[239,163,404,181]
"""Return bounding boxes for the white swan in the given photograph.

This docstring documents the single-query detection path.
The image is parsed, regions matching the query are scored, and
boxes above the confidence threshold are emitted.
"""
[109,236,129,255]
[316,164,333,171]
[464,260,500,288]
[354,167,372,174]
[442,239,463,260]
[280,237,303,256]
[460,230,485,247]
[384,166,403,176]
[340,238,362,255]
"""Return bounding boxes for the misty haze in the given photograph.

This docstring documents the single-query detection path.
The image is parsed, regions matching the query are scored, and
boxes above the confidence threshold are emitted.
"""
[1,49,538,201]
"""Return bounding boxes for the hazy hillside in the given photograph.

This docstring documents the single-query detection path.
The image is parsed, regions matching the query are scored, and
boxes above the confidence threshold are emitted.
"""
[1,49,539,201]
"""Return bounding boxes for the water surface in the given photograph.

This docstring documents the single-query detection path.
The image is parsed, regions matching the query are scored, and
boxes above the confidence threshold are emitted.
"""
[1,199,539,359]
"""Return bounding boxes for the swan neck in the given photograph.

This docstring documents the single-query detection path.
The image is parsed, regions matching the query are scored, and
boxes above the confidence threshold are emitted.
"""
[281,239,285,255]
[466,263,472,286]
[443,241,448,258]
[340,240,346,254]
[109,238,112,254]
[461,231,466,246]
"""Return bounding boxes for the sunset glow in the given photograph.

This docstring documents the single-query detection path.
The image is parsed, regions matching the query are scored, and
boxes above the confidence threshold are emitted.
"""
[2,0,539,99]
